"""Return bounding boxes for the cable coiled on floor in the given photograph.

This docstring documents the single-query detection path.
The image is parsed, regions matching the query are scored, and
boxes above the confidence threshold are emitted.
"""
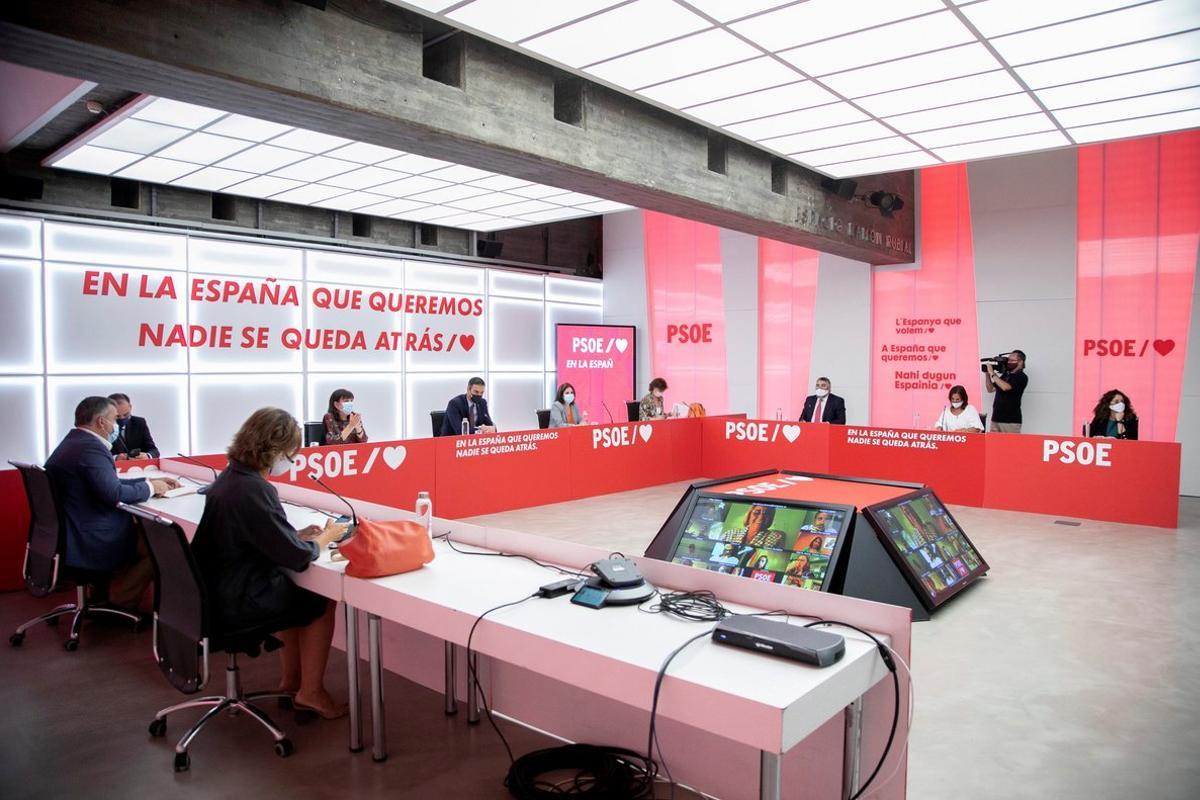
[504,743,658,799]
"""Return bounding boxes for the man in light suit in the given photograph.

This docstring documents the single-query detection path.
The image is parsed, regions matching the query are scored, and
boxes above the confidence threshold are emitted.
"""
[45,396,178,609]
[799,377,847,425]
[441,376,497,436]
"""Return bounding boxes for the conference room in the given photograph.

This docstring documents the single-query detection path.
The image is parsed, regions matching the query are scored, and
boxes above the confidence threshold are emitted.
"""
[1,2,1197,799]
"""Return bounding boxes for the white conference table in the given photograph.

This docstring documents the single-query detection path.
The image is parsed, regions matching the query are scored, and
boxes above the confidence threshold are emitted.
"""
[343,536,890,800]
[134,474,366,752]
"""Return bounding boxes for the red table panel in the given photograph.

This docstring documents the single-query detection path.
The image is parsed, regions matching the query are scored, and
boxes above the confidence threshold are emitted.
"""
[827,425,986,506]
[700,418,830,477]
[568,418,704,498]
[433,430,573,518]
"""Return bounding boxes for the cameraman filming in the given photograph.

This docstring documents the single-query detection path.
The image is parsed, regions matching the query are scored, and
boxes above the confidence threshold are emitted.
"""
[985,349,1027,433]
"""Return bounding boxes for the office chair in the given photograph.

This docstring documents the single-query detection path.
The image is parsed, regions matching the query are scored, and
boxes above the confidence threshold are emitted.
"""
[122,505,295,772]
[431,409,446,437]
[980,413,988,433]
[536,409,551,429]
[7,461,142,651]
[303,421,326,447]
[625,401,640,422]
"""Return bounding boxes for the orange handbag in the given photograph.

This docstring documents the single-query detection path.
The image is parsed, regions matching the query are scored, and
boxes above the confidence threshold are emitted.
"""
[337,518,435,578]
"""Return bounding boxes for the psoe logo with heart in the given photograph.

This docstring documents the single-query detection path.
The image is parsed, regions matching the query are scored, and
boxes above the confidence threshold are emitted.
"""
[288,443,407,481]
[591,422,654,449]
[725,420,802,444]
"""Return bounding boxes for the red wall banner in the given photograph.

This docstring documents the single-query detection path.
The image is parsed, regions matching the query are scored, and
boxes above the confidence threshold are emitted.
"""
[871,164,982,430]
[643,211,728,413]
[757,240,820,420]
[1073,130,1200,441]
[554,324,636,424]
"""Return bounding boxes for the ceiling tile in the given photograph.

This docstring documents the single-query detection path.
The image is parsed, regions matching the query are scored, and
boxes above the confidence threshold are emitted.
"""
[910,112,1056,147]
[932,129,1069,161]
[759,120,892,154]
[795,136,920,166]
[854,70,1022,116]
[779,12,975,76]
[522,0,711,68]
[884,92,1040,132]
[156,132,254,165]
[114,157,201,182]
[1067,107,1200,142]
[215,143,309,172]
[89,119,190,155]
[959,0,1148,38]
[1051,86,1200,127]
[1036,61,1200,108]
[1015,29,1200,89]
[730,0,945,53]
[586,29,759,89]
[684,82,838,126]
[638,57,801,108]
[446,0,624,43]
[822,43,1003,98]
[203,114,292,142]
[820,150,940,178]
[727,104,869,141]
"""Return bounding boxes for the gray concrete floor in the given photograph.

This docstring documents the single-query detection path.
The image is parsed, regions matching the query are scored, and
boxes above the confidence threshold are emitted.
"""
[470,489,1200,800]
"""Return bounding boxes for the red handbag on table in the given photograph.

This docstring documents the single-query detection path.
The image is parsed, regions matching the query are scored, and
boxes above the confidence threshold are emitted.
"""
[336,518,434,578]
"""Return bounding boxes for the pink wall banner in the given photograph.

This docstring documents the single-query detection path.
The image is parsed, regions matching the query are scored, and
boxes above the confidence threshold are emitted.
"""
[871,164,982,429]
[757,239,820,419]
[1073,130,1200,441]
[643,211,728,413]
[554,323,636,423]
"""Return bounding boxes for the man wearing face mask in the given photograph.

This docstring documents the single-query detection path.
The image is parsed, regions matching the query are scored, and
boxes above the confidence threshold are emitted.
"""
[108,392,160,460]
[441,376,497,436]
[985,349,1028,433]
[45,396,180,609]
[799,377,846,425]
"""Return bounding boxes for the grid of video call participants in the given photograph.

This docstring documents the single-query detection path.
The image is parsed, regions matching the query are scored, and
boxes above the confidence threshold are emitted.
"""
[873,494,982,601]
[671,497,847,591]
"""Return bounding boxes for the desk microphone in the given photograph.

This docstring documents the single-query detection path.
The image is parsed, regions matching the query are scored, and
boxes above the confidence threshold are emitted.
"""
[600,401,615,424]
[308,472,359,536]
[174,452,219,493]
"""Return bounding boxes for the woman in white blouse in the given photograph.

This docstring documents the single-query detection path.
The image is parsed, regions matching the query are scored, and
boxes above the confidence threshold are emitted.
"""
[934,385,984,433]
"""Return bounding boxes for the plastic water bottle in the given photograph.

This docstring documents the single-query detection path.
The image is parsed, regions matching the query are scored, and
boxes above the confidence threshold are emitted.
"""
[582,409,589,424]
[415,491,432,535]
[913,411,922,429]
[461,418,470,436]
[775,408,783,421]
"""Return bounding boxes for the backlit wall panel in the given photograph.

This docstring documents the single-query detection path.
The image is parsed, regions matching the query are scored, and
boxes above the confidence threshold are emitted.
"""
[1073,130,1200,441]
[0,212,599,461]
[643,211,728,413]
[871,164,982,429]
[757,240,819,419]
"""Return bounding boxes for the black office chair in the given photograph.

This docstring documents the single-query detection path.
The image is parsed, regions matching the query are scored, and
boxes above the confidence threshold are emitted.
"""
[303,421,325,447]
[7,461,141,651]
[536,409,551,429]
[431,409,446,437]
[122,504,295,772]
[980,413,988,432]
[625,401,640,422]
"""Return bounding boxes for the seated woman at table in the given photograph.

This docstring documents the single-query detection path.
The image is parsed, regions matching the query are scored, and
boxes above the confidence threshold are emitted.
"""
[1088,389,1138,440]
[639,377,669,421]
[323,388,367,445]
[191,407,347,719]
[549,382,586,427]
[933,385,984,433]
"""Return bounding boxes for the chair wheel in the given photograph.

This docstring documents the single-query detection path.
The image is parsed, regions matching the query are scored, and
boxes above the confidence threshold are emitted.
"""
[174,751,190,772]
[64,639,79,652]
[9,633,23,647]
[274,738,294,758]
[45,616,60,627]
[148,718,167,738]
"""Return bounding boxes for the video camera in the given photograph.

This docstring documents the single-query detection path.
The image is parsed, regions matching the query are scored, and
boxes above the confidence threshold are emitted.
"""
[980,353,1010,373]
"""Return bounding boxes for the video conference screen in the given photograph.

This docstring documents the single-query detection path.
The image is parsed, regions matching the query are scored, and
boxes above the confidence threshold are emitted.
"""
[864,491,988,609]
[668,495,851,591]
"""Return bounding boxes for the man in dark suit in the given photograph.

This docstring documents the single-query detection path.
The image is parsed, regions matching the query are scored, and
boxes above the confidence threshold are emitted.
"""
[799,376,847,425]
[45,396,178,608]
[108,392,159,459]
[441,376,497,436]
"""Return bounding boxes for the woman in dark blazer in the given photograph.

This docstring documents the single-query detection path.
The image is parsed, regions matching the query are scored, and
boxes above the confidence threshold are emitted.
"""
[191,407,347,718]
[1087,389,1139,440]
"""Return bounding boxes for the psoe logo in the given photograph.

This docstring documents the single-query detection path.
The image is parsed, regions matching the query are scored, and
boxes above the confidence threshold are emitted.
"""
[592,423,653,449]
[725,421,802,444]
[1042,439,1111,468]
[288,444,407,480]
[572,336,629,354]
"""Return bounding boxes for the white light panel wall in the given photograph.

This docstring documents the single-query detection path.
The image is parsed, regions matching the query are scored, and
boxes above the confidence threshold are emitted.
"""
[0,212,602,460]
[43,96,634,232]
[487,373,550,433]
[388,0,1200,176]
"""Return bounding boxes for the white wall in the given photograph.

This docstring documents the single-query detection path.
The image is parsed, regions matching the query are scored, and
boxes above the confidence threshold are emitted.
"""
[1180,252,1200,496]
[969,149,1079,434]
[601,210,651,403]
[813,253,872,425]
[720,228,759,415]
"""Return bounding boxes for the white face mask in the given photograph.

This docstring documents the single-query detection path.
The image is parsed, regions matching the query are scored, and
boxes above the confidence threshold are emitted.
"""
[815,388,829,398]
[951,401,963,409]
[269,455,294,477]
[563,393,575,404]
[341,401,354,414]
[1109,402,1126,414]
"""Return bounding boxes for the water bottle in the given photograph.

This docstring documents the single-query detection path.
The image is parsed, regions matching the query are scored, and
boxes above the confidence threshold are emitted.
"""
[775,407,783,421]
[913,411,922,429]
[461,418,470,436]
[415,491,432,536]
[582,409,589,425]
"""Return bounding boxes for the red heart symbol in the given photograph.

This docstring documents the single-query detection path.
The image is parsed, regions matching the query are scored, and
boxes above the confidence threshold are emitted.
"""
[931,354,939,361]
[944,382,952,389]
[459,334,475,352]
[1153,339,1175,356]
[927,327,934,333]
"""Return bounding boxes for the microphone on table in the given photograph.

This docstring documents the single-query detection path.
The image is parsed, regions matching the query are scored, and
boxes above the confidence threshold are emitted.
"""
[308,472,358,542]
[600,401,615,424]
[174,452,219,494]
